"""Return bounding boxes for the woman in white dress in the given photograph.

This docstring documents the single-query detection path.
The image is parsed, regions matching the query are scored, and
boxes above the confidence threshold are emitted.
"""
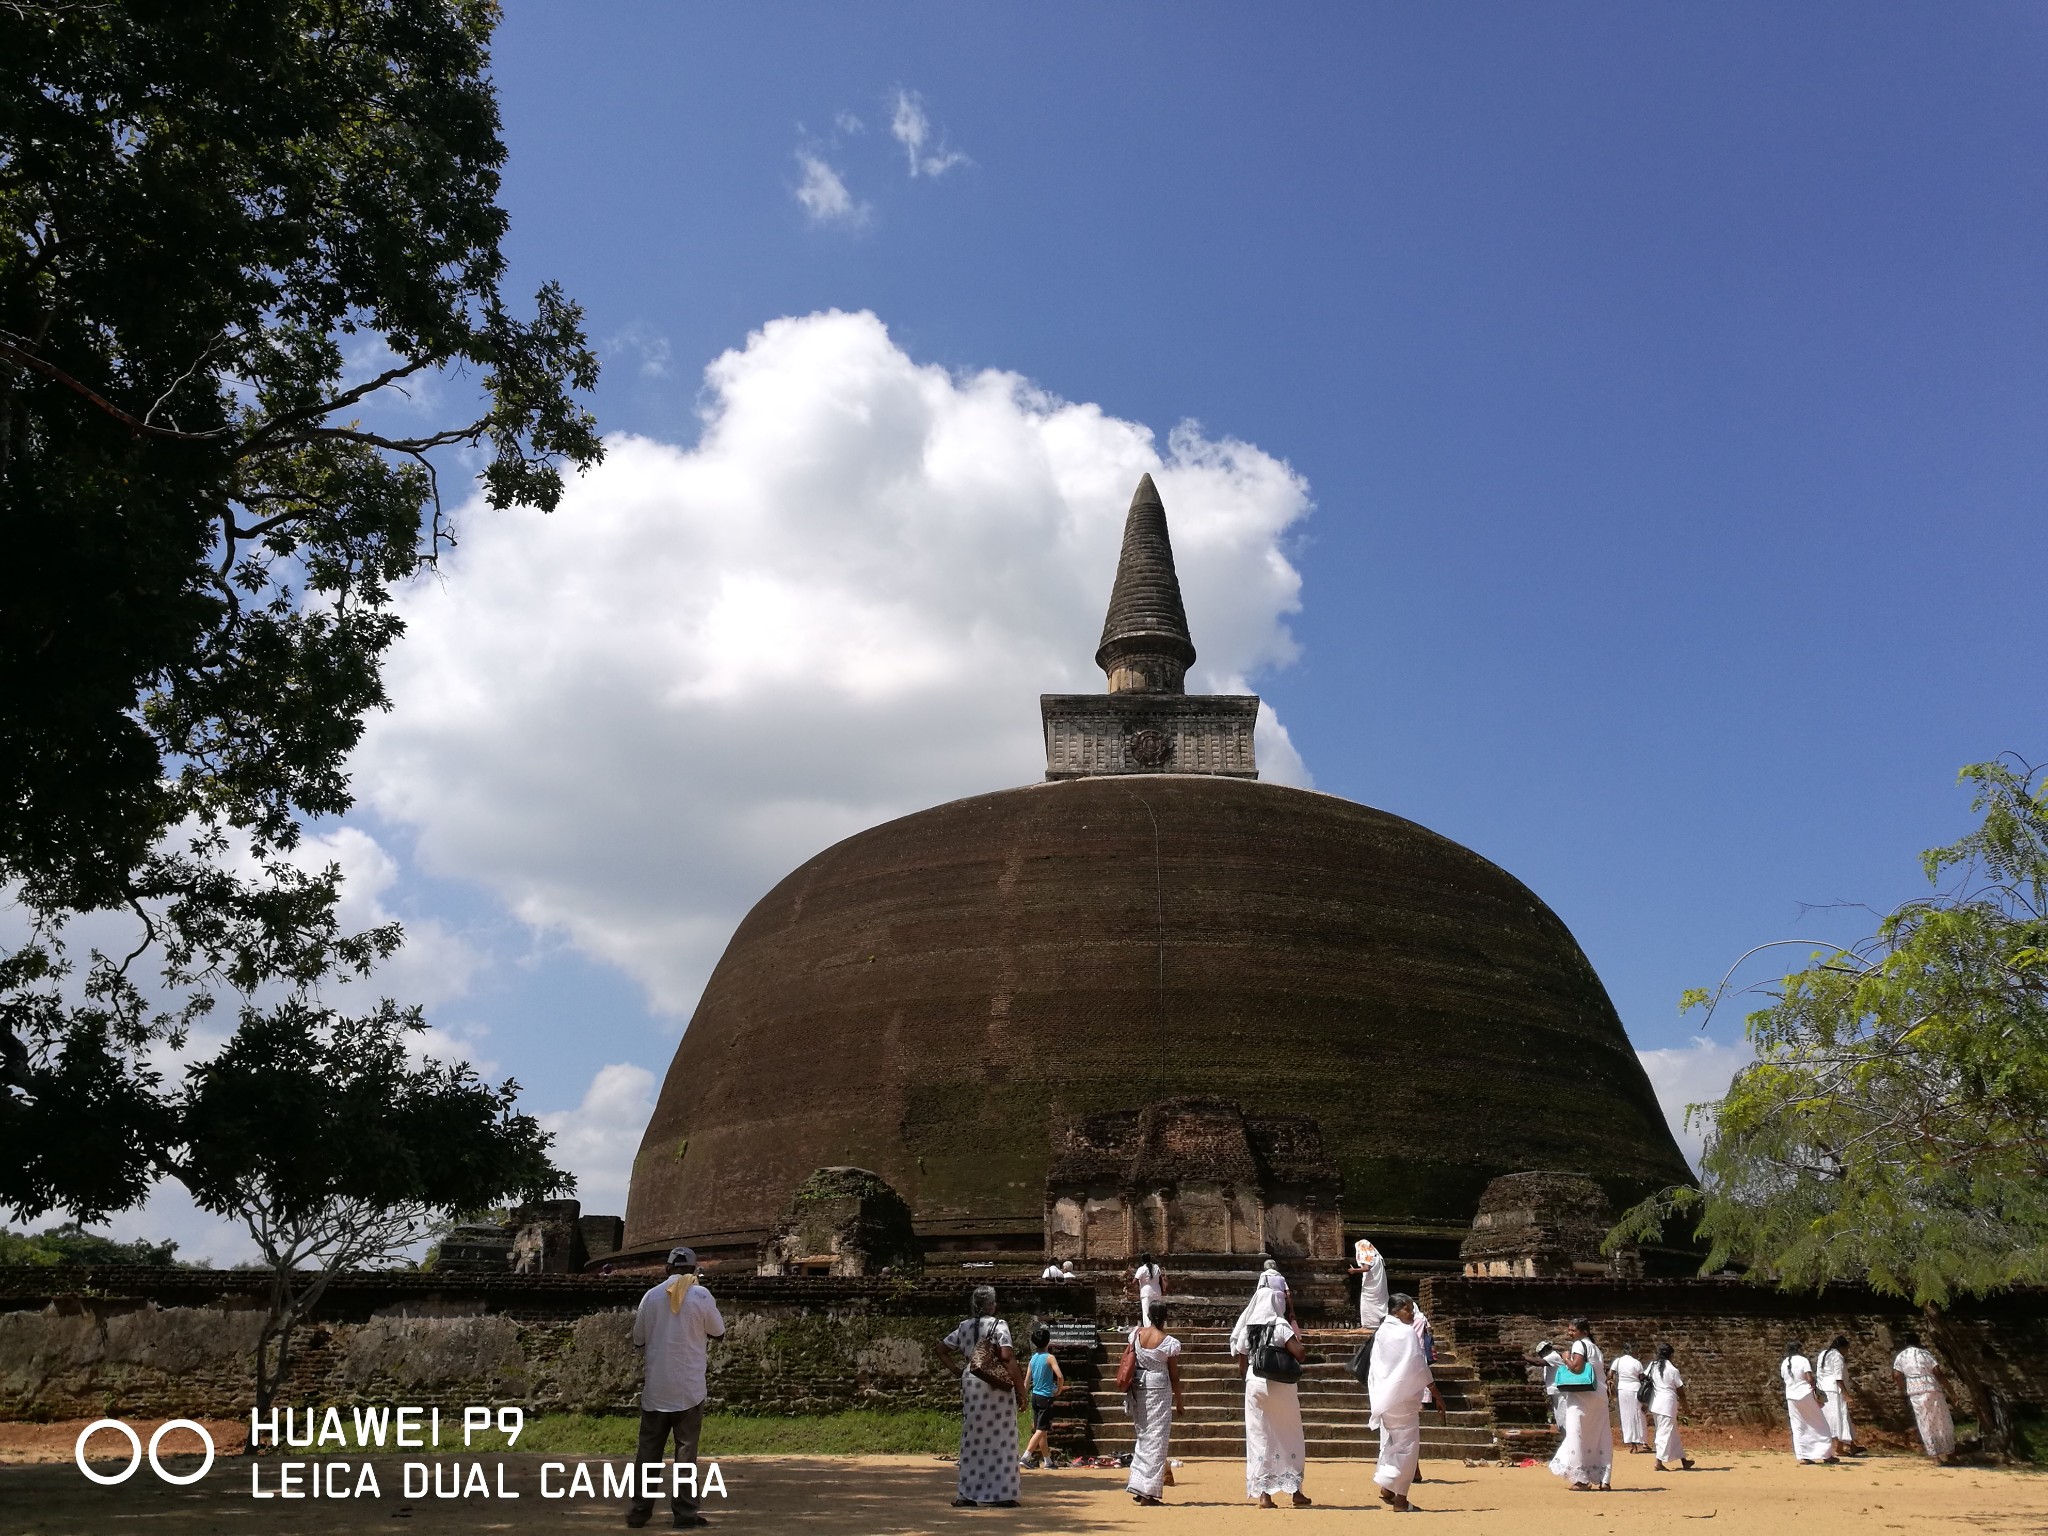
[1123,1301,1185,1505]
[1780,1338,1838,1464]
[1609,1342,1648,1453]
[1229,1284,1312,1507]
[1891,1333,1958,1464]
[1646,1343,1693,1472]
[1350,1238,1389,1329]
[938,1286,1026,1508]
[1542,1318,1613,1492]
[1815,1334,1860,1457]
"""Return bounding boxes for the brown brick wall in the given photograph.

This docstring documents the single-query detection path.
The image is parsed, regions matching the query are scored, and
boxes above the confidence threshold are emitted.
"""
[0,1268,1091,1422]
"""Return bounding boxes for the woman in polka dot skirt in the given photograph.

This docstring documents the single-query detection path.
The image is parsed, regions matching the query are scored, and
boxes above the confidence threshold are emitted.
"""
[940,1286,1027,1507]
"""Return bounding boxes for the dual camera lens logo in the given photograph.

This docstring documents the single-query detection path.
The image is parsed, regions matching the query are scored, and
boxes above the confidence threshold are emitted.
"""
[74,1419,216,1485]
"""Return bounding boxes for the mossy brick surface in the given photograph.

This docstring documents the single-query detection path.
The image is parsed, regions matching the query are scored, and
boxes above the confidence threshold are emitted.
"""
[626,776,1691,1253]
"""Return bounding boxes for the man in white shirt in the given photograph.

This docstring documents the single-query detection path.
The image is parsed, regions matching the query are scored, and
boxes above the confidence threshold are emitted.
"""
[628,1246,727,1529]
[1040,1259,1075,1282]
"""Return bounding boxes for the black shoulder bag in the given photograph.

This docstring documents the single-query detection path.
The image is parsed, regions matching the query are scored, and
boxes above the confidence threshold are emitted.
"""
[1251,1323,1305,1385]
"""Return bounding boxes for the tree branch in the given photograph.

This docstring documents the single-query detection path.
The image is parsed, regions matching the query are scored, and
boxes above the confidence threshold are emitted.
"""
[0,334,234,442]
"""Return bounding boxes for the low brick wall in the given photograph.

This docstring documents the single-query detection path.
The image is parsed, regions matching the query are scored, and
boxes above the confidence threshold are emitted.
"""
[0,1267,1093,1422]
[1421,1275,2048,1445]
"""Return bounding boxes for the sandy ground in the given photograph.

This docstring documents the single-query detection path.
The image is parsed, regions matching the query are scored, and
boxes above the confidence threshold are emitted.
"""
[3,1449,2046,1536]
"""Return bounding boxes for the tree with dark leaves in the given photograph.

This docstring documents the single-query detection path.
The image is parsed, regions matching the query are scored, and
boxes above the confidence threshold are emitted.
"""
[0,1,601,1220]
[176,1000,565,1420]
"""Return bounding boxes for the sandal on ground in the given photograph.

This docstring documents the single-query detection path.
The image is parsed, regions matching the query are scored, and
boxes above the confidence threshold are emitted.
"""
[951,1497,976,1507]
[1132,1494,1163,1506]
[1257,1493,1277,1508]
[1291,1493,1313,1507]
[1681,1459,1696,1470]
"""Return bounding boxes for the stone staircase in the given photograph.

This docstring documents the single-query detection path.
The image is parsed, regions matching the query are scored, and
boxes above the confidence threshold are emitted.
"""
[1072,1257,1356,1328]
[1068,1323,1500,1461]
[1428,1313,1562,1459]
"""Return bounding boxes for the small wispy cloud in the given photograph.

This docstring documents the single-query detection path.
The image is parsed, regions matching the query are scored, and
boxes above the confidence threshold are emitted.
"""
[794,151,871,227]
[607,321,672,379]
[835,111,866,137]
[889,89,970,178]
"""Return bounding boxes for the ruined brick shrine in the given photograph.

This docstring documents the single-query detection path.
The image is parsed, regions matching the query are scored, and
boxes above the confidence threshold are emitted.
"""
[621,474,1692,1271]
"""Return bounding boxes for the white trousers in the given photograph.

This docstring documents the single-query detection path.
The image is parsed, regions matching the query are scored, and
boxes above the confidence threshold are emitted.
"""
[1374,1412,1420,1497]
[1909,1389,1956,1458]
[1617,1390,1646,1445]
[1820,1388,1852,1443]
[1653,1412,1685,1464]
[1787,1394,1833,1460]
[1139,1291,1158,1326]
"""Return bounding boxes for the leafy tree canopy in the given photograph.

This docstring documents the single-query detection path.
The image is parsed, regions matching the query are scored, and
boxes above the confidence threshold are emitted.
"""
[0,1220,181,1267]
[173,998,564,1413]
[1612,757,2048,1452]
[0,0,601,1220]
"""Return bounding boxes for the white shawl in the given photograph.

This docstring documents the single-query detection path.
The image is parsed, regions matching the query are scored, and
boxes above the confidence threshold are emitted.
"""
[1367,1313,1432,1426]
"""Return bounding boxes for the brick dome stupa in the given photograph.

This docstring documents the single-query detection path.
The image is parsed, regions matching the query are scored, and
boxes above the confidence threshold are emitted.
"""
[621,476,1689,1269]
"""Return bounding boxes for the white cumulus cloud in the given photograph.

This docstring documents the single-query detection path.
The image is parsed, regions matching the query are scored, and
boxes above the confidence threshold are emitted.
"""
[1636,1036,1754,1171]
[355,309,1313,1024]
[890,89,970,178]
[793,151,869,227]
[539,1063,659,1220]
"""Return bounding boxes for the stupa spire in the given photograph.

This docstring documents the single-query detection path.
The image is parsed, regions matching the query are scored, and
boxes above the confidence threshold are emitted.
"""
[1095,473,1196,695]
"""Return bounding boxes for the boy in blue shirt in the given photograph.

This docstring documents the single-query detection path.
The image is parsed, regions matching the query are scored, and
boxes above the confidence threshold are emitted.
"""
[1020,1324,1066,1469]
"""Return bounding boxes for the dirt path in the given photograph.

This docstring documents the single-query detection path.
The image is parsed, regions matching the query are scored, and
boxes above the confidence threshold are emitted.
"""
[3,1449,2044,1535]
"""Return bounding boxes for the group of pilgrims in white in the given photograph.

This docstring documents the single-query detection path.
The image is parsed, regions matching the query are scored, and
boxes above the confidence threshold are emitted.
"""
[934,1240,1967,1511]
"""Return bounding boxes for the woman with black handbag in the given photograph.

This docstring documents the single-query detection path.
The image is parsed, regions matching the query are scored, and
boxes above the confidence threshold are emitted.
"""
[1229,1284,1312,1507]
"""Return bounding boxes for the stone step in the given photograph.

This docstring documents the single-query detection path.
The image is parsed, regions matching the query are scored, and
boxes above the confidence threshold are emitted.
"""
[1085,1398,1490,1425]
[1105,1400,1490,1425]
[1097,1359,1478,1382]
[1089,1441,1507,1458]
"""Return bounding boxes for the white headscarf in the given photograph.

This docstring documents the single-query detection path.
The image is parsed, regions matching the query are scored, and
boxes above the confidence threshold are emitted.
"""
[1230,1281,1290,1356]
[1258,1259,1290,1296]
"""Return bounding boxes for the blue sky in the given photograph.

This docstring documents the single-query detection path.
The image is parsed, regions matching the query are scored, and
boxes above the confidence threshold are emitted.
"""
[109,5,2048,1256]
